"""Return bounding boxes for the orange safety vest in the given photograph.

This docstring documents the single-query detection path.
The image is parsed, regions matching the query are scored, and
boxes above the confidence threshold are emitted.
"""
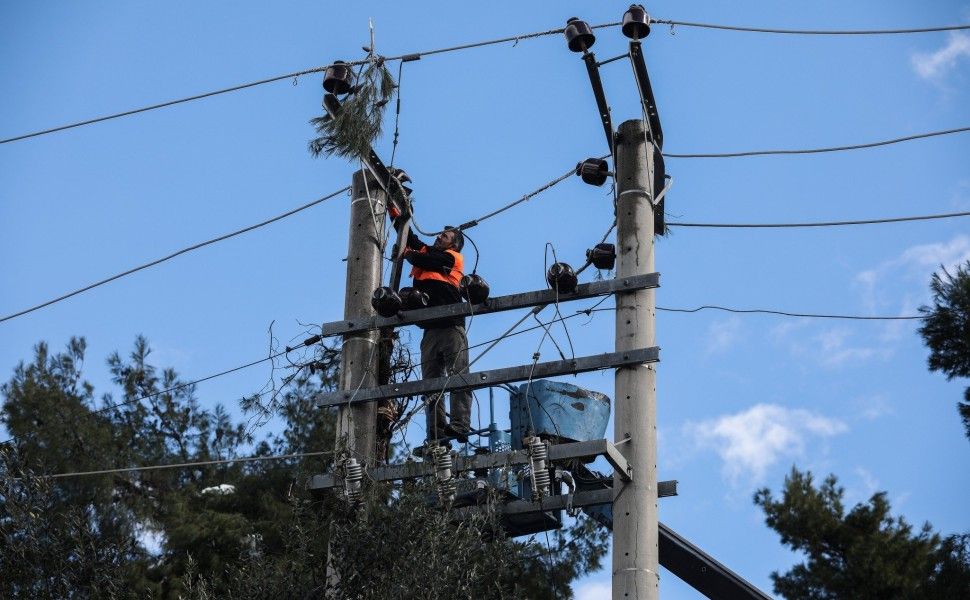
[411,248,464,288]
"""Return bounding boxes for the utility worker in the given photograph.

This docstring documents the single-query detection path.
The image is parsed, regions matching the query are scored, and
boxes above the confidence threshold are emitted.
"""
[402,225,472,445]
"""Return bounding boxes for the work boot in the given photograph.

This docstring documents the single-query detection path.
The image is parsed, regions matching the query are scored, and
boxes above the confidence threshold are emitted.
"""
[412,439,450,459]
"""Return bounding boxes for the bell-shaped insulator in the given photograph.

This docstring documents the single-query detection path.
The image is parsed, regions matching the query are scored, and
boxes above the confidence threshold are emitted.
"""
[564,18,595,53]
[586,243,616,270]
[323,60,355,95]
[622,5,651,39]
[546,262,579,294]
[371,286,403,317]
[399,287,430,310]
[460,274,490,305]
[576,158,609,186]
[390,167,412,184]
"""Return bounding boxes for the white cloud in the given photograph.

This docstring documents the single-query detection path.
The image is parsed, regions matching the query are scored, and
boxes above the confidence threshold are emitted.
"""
[684,404,848,484]
[854,234,970,312]
[574,580,611,600]
[706,317,741,354]
[814,328,890,368]
[773,325,892,368]
[852,394,894,421]
[912,32,970,80]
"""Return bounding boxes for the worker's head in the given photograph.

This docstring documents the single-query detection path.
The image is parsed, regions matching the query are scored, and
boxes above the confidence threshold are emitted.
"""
[434,226,464,252]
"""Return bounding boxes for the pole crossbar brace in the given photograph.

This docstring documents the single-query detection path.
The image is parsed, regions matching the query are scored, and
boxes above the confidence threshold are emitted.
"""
[452,481,678,521]
[308,438,649,490]
[320,273,660,337]
[315,347,659,408]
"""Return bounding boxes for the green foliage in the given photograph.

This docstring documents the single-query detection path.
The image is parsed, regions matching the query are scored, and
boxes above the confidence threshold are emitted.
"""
[309,57,396,159]
[1,336,608,598]
[755,467,970,599]
[918,260,970,439]
[1,447,151,599]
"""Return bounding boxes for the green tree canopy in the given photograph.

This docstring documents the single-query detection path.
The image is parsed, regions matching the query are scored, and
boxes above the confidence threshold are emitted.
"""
[918,260,970,440]
[2,336,609,598]
[755,467,970,600]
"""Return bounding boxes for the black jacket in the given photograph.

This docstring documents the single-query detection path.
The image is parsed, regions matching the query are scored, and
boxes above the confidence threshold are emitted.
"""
[404,231,465,329]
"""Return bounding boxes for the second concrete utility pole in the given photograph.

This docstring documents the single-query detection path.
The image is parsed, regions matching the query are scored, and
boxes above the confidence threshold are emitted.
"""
[612,118,659,600]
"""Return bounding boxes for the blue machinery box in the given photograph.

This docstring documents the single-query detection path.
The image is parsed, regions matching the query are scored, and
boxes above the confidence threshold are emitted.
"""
[509,380,611,448]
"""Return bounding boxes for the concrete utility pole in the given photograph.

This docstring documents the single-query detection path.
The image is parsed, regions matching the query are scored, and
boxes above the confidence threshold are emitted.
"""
[334,169,386,465]
[613,118,658,600]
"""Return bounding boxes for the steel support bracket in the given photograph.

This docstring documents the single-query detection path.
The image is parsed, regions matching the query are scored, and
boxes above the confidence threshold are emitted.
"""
[581,52,615,153]
[307,438,659,490]
[320,272,659,338]
[316,347,659,408]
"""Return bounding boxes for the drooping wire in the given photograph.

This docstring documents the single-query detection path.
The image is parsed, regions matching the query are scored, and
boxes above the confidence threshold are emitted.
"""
[650,18,970,36]
[0,333,328,448]
[0,22,621,145]
[544,243,576,361]
[0,186,351,324]
[388,60,405,169]
[39,450,336,480]
[657,305,923,320]
[663,126,970,158]
[668,210,970,228]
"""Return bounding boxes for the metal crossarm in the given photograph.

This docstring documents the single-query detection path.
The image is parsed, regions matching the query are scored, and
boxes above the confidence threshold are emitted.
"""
[308,439,643,490]
[320,273,660,337]
[315,347,659,408]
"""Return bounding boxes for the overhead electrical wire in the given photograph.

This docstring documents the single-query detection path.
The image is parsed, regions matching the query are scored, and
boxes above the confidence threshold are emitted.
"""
[669,210,970,228]
[43,450,334,480]
[657,305,922,320]
[0,22,620,145]
[663,126,970,158]
[651,18,970,36]
[6,14,963,146]
[0,346,295,448]
[0,186,350,324]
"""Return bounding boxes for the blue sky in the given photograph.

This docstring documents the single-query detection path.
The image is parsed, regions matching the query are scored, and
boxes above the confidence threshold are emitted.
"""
[2,2,969,598]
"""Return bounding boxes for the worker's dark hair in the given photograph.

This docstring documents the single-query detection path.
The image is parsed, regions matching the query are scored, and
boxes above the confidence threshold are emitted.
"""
[443,226,464,252]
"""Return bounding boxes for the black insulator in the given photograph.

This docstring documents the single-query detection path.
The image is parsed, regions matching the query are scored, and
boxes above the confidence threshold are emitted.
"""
[622,4,651,39]
[575,158,609,186]
[586,243,617,270]
[546,262,579,294]
[323,60,355,95]
[390,167,412,184]
[564,17,595,53]
[460,274,490,305]
[371,286,402,317]
[398,287,430,310]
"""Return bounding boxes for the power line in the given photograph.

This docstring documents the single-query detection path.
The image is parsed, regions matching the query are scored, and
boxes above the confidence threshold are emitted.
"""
[657,305,923,320]
[0,22,619,145]
[0,347,292,448]
[652,18,970,35]
[44,450,333,480]
[669,210,970,228]
[663,126,970,158]
[0,186,350,324]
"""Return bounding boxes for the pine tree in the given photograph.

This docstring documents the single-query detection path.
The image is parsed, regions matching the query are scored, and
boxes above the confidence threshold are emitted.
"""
[754,468,970,599]
[918,260,970,440]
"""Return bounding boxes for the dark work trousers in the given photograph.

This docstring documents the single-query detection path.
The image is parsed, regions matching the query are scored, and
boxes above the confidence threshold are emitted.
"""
[421,325,471,440]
